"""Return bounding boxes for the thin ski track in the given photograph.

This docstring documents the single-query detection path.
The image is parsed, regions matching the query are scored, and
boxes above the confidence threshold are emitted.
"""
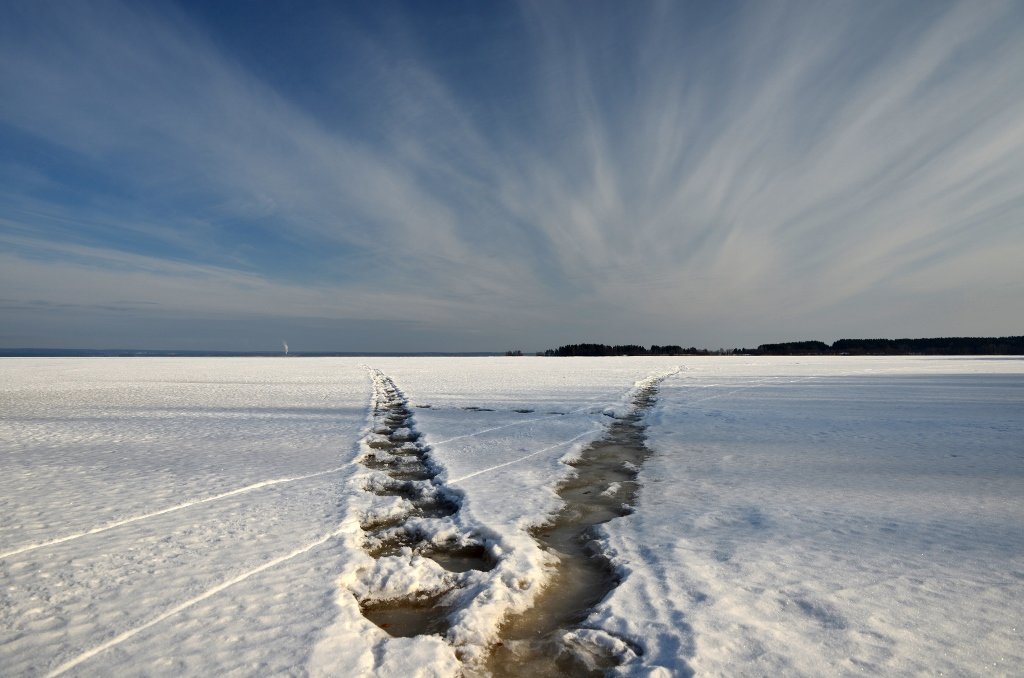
[4,384,604,562]
[44,526,346,678]
[0,467,352,560]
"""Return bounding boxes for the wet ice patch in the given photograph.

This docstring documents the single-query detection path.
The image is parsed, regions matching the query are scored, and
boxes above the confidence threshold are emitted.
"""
[486,375,671,674]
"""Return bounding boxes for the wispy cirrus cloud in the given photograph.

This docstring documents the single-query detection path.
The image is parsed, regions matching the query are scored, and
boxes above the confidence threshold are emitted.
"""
[1,0,1022,350]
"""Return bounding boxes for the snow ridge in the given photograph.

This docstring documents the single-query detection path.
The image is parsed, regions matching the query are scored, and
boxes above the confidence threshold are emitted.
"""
[345,369,499,653]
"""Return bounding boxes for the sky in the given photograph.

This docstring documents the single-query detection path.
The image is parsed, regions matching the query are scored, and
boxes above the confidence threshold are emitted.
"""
[1,0,1023,353]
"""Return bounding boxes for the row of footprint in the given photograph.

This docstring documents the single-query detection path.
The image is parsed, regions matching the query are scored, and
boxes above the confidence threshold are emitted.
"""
[352,370,495,639]
[347,368,664,672]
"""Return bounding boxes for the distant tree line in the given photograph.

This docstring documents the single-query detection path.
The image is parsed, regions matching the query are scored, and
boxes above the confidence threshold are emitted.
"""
[755,340,831,355]
[757,336,1024,355]
[543,343,752,356]
[543,336,1024,356]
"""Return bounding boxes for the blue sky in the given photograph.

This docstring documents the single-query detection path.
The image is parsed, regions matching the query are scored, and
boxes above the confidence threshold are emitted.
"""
[2,0,1022,352]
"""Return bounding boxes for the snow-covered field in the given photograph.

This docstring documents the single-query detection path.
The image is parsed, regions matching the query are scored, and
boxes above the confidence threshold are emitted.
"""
[1,356,1021,676]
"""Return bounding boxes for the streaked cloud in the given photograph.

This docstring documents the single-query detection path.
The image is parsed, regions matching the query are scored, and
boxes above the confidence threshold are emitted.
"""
[1,0,1022,350]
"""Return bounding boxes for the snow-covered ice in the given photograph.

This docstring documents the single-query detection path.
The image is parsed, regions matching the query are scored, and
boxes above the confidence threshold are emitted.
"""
[0,358,370,676]
[1,356,1022,676]
[595,357,1024,676]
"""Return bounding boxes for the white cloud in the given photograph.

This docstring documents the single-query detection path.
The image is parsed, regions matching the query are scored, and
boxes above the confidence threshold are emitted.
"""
[1,1,1022,348]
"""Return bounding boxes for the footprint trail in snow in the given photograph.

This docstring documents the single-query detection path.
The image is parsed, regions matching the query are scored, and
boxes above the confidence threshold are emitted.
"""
[350,368,675,676]
[485,375,666,676]
[353,369,495,638]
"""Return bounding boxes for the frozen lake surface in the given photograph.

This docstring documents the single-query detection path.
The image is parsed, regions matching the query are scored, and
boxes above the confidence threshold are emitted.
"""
[1,356,1021,676]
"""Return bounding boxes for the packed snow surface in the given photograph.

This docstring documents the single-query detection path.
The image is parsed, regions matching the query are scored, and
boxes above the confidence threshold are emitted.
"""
[1,356,1022,676]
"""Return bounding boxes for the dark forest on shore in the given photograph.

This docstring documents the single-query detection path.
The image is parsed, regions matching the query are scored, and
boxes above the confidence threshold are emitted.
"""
[542,336,1024,357]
